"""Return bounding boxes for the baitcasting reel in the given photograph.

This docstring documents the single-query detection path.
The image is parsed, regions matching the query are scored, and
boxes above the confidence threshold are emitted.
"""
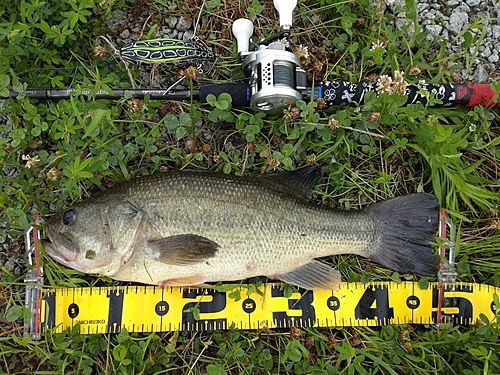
[232,0,306,115]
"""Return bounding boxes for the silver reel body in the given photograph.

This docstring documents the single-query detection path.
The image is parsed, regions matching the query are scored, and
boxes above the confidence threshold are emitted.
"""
[243,42,306,115]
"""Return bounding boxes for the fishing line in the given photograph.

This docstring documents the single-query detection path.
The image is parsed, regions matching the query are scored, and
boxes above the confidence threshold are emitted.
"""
[192,0,206,40]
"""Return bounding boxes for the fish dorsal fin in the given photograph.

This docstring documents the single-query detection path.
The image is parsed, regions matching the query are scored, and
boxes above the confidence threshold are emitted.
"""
[149,234,219,266]
[258,166,320,200]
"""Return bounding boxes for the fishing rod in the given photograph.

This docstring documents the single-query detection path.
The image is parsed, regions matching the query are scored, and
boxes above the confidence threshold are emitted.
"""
[7,81,499,111]
[3,0,499,114]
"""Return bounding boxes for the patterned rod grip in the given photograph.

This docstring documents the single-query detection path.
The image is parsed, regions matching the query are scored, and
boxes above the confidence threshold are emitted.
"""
[320,81,500,108]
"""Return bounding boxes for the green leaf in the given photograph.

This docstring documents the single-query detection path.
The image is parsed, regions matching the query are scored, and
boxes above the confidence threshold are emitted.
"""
[418,277,430,290]
[206,364,228,375]
[78,170,94,179]
[215,98,229,110]
[38,20,51,33]
[208,109,219,122]
[179,112,192,127]
[6,305,23,322]
[31,126,41,137]
[404,0,417,22]
[281,143,294,157]
[461,31,473,49]
[0,74,10,89]
[206,94,217,107]
[164,114,179,130]
[223,162,232,174]
[83,108,109,138]
[175,126,186,139]
[247,0,263,14]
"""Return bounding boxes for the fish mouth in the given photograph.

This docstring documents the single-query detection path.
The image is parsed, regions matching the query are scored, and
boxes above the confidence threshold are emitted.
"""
[41,229,78,263]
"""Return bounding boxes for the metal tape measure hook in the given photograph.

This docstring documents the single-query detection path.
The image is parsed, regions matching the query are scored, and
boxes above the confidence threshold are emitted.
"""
[24,215,44,340]
[438,209,457,282]
[436,209,458,328]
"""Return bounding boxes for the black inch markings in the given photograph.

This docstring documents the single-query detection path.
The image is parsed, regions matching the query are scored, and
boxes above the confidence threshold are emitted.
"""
[182,289,227,330]
[106,289,124,333]
[354,284,395,325]
[271,286,316,328]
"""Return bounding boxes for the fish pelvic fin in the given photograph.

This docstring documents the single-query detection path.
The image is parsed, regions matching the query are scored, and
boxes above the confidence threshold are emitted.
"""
[159,276,210,288]
[368,193,440,276]
[275,260,341,290]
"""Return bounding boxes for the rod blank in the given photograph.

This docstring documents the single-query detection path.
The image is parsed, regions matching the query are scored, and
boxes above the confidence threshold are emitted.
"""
[3,82,499,109]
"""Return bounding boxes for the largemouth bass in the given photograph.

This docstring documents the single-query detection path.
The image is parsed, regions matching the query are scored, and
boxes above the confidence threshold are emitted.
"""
[41,167,440,290]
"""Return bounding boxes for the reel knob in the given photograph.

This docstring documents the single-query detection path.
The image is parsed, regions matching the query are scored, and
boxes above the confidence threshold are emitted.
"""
[232,18,254,54]
[273,0,297,30]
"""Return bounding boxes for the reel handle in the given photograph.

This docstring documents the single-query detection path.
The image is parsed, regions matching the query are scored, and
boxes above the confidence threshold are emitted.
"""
[232,18,254,54]
[273,0,297,30]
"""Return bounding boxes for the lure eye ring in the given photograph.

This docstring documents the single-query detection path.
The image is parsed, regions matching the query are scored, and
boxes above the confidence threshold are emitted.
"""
[63,209,77,226]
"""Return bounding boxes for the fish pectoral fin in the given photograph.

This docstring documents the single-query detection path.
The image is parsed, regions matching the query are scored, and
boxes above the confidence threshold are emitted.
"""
[276,260,341,290]
[149,234,219,266]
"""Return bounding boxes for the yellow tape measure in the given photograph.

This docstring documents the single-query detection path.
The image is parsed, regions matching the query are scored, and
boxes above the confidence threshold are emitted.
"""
[39,282,499,334]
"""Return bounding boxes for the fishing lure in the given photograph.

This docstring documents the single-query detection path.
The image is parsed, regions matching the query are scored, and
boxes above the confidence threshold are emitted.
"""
[119,38,215,63]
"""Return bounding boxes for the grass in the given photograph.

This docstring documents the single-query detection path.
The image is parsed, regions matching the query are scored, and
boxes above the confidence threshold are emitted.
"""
[1,0,500,373]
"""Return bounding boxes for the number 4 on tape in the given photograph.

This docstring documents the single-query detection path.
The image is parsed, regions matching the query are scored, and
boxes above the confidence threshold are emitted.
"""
[39,282,500,334]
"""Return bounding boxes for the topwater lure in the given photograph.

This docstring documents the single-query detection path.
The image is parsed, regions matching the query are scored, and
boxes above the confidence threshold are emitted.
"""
[118,38,215,64]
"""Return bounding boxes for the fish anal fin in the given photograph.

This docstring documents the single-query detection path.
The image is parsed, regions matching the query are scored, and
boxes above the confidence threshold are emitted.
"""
[275,260,341,290]
[149,234,219,266]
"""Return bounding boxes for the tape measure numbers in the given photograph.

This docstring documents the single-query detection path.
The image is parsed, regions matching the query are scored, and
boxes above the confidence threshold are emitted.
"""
[40,282,499,334]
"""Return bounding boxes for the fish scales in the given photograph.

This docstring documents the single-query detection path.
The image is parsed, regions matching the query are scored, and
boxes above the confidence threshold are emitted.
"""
[42,167,440,290]
[116,172,374,281]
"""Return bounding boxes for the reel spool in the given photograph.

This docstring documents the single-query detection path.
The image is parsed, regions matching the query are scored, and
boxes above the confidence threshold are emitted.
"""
[233,0,305,115]
[243,43,306,115]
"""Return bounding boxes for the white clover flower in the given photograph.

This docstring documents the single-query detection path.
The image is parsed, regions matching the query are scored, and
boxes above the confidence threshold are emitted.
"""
[293,44,309,59]
[22,154,40,169]
[393,70,404,82]
[370,40,385,51]
[376,74,393,94]
[393,70,408,94]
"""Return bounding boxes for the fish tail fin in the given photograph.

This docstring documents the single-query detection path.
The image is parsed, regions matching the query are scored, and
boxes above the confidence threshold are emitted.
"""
[367,193,440,276]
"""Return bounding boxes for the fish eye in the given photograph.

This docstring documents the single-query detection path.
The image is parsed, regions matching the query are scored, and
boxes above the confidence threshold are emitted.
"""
[85,250,96,260]
[62,209,77,226]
